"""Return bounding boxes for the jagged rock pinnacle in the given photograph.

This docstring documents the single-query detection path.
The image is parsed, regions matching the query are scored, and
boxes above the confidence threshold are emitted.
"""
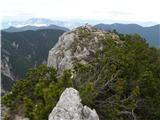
[48,88,99,120]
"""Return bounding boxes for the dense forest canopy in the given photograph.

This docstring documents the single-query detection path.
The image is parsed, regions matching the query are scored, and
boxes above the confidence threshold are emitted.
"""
[2,33,160,120]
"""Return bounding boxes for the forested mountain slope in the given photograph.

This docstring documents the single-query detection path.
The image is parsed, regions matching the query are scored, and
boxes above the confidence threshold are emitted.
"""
[1,29,65,93]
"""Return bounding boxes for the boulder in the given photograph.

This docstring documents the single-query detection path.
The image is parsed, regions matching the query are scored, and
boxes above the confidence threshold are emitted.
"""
[48,88,99,120]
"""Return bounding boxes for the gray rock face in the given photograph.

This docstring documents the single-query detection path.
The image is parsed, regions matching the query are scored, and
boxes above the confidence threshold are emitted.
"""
[48,88,99,120]
[14,115,29,120]
[47,25,120,71]
[47,31,75,70]
[1,54,15,94]
[1,55,14,81]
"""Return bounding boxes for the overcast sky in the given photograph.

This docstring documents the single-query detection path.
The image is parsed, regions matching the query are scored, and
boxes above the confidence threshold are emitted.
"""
[0,0,160,23]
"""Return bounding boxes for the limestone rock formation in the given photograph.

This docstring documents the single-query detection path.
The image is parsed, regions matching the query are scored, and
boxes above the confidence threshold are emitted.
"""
[14,115,29,120]
[47,24,120,71]
[1,55,14,80]
[48,25,121,119]
[1,54,15,94]
[48,88,99,120]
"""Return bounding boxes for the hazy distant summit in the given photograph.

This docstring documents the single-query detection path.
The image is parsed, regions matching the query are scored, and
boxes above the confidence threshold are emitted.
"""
[2,17,159,29]
[1,18,84,29]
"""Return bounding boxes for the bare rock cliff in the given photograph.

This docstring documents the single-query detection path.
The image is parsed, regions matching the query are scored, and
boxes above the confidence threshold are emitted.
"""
[47,25,120,71]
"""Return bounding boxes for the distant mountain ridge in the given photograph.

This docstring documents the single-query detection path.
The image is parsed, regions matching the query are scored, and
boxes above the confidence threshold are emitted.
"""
[1,18,84,29]
[3,24,69,32]
[95,23,160,48]
[2,18,159,47]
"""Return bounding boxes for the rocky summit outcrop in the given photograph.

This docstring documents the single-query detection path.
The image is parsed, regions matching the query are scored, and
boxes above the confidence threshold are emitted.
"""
[47,25,121,120]
[49,88,99,120]
[47,24,120,71]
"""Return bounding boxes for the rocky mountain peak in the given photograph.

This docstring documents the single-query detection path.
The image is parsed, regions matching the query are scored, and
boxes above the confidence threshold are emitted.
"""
[47,25,120,71]
[49,88,99,120]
